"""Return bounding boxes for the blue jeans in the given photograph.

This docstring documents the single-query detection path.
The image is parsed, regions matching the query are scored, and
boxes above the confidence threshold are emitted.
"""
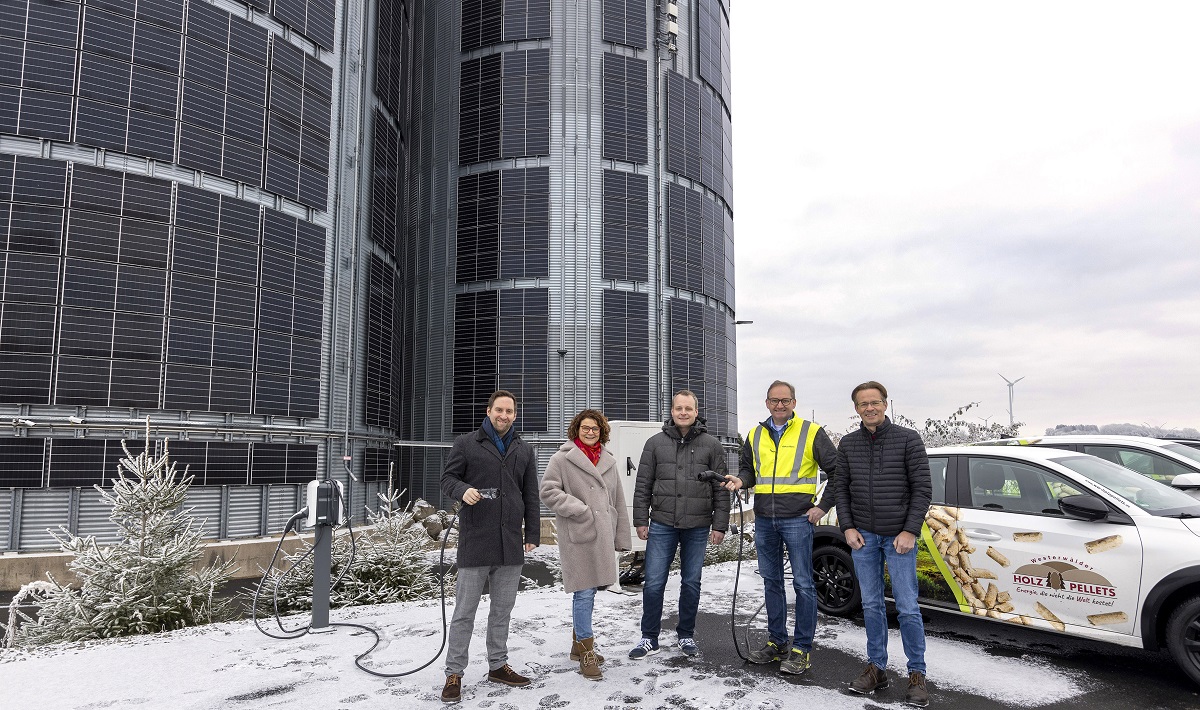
[755,514,818,651]
[640,520,709,639]
[851,530,926,674]
[573,587,598,639]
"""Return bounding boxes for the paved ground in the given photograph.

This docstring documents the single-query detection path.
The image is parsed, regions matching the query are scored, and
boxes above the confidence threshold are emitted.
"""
[682,604,1200,709]
[5,557,1198,708]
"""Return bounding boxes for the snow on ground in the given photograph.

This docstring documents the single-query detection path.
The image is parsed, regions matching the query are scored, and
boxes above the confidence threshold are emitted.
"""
[2,555,1086,710]
[696,563,1086,707]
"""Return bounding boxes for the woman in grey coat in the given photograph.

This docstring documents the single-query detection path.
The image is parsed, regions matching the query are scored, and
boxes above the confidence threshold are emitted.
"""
[539,409,633,681]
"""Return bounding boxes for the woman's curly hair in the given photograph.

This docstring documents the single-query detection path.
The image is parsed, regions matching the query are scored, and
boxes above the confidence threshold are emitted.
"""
[567,408,611,444]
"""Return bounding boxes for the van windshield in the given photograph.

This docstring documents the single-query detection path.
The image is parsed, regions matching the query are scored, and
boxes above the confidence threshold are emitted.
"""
[1053,455,1200,517]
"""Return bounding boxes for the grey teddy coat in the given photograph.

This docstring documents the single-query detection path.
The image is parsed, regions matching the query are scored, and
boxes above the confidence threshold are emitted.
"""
[441,427,541,568]
[539,441,633,594]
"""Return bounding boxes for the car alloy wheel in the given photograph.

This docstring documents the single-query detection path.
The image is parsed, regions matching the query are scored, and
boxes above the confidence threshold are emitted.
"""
[813,545,861,615]
[1166,595,1200,687]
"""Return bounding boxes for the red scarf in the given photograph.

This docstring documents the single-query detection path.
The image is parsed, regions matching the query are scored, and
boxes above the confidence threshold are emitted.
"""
[574,438,602,466]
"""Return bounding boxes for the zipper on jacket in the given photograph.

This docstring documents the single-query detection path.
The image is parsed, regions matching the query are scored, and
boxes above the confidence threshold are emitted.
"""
[867,430,877,532]
[771,418,784,518]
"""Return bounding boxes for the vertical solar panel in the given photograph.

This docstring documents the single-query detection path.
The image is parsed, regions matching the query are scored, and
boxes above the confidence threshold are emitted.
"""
[601,290,650,421]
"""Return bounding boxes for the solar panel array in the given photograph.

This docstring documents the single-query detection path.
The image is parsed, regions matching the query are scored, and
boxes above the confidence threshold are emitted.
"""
[0,155,326,422]
[0,0,334,211]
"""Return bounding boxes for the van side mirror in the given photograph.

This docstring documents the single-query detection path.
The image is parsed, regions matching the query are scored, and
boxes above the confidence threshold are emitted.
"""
[1058,494,1109,521]
[1171,472,1200,490]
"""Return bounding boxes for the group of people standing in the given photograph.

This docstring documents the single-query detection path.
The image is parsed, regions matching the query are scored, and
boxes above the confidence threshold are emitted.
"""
[438,380,933,707]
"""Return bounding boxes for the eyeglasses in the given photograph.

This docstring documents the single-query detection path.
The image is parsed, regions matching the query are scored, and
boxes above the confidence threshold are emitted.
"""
[579,425,601,433]
[766,398,794,406]
[856,400,885,410]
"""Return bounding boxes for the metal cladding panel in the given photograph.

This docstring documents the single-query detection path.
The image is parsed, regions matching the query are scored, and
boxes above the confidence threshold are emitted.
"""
[328,0,355,444]
[17,488,71,551]
[76,487,122,546]
[536,0,607,428]
[184,485,222,539]
[0,489,11,549]
[226,484,262,537]
[360,479,381,517]
[266,483,301,533]
[349,475,368,524]
[673,0,694,73]
[396,445,448,507]
[405,0,459,446]
[536,443,553,516]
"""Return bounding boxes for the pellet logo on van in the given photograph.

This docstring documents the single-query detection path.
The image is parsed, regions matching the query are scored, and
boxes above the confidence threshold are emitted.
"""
[1012,560,1118,599]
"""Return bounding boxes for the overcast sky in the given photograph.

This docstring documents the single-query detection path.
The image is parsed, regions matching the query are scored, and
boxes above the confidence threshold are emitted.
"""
[729,1,1200,437]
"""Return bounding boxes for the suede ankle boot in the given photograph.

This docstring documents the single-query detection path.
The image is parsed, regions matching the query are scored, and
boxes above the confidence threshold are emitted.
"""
[571,629,605,664]
[577,636,602,681]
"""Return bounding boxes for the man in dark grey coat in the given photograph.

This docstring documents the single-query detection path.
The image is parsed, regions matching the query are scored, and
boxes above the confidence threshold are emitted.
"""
[832,381,932,707]
[440,390,541,703]
[628,389,731,659]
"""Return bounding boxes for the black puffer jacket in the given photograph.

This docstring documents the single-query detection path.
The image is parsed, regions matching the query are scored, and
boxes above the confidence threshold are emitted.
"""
[832,417,932,537]
[633,418,731,532]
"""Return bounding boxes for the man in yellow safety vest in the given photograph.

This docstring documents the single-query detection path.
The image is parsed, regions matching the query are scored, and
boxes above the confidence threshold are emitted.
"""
[723,380,838,675]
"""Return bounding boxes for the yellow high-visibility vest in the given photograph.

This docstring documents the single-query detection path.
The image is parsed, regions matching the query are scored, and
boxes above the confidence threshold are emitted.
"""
[748,416,819,496]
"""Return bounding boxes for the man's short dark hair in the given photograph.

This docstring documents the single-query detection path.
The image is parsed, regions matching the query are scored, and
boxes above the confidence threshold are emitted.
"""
[766,380,796,399]
[851,381,888,403]
[488,390,518,409]
[672,389,699,409]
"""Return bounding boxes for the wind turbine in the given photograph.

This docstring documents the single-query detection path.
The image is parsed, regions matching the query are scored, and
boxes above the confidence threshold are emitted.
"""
[998,374,1025,427]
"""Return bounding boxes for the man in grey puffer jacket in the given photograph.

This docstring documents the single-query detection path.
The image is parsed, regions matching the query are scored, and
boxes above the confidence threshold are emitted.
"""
[628,390,731,659]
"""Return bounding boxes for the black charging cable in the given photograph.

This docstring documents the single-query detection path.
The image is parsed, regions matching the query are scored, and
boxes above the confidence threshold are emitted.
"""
[251,508,314,640]
[252,473,461,678]
[328,503,459,678]
[698,470,754,661]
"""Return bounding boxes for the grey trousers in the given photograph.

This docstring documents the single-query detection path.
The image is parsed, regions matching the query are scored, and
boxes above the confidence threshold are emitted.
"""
[445,564,523,676]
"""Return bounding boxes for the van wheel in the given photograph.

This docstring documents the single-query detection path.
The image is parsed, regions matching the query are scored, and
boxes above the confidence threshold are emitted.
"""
[813,545,860,616]
[1167,595,1200,687]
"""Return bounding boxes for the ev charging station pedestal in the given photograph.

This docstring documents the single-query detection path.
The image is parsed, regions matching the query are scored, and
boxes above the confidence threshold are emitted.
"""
[305,478,345,632]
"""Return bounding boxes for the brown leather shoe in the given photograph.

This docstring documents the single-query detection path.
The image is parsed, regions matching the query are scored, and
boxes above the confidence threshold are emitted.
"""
[849,663,889,694]
[570,629,605,664]
[440,674,461,704]
[576,637,602,681]
[906,671,930,707]
[487,664,532,687]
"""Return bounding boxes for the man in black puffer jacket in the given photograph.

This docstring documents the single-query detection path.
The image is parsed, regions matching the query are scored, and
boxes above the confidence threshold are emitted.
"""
[628,390,731,659]
[832,381,932,707]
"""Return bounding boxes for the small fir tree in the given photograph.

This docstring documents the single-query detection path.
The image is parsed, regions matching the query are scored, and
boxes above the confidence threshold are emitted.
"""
[4,427,234,646]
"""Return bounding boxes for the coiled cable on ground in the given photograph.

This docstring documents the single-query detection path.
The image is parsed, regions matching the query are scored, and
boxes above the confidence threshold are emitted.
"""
[251,489,459,678]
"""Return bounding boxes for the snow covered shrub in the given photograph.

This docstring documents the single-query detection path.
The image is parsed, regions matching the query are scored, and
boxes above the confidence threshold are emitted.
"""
[835,403,1021,446]
[893,402,1022,447]
[3,431,235,647]
[705,524,757,566]
[1047,422,1200,438]
[254,488,455,614]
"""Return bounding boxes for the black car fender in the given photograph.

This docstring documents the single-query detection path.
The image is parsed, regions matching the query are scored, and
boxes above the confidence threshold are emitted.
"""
[1141,566,1200,649]
[812,525,847,547]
